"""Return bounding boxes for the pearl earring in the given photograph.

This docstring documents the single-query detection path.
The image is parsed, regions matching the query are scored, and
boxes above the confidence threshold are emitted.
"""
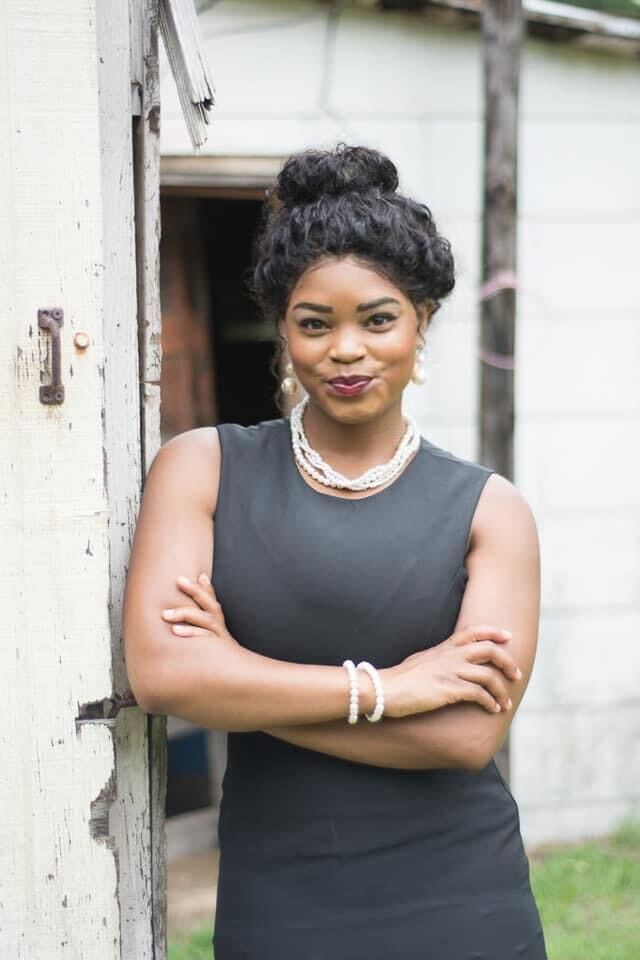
[411,347,427,385]
[280,361,299,395]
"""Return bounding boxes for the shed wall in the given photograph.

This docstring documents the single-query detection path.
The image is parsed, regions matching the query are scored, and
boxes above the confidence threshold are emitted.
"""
[159,0,640,846]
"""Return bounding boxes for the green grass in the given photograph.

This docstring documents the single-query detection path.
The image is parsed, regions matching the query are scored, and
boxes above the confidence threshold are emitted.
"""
[168,815,640,960]
[529,814,640,960]
[168,925,215,960]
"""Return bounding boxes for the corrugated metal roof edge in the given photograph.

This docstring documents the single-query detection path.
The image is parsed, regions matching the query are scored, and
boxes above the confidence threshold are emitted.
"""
[353,0,640,45]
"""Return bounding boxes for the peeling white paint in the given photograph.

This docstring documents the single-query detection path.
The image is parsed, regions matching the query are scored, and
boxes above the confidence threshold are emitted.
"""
[0,0,161,955]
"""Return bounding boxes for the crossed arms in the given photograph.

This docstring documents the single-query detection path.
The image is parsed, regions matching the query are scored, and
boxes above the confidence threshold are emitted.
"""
[123,429,540,772]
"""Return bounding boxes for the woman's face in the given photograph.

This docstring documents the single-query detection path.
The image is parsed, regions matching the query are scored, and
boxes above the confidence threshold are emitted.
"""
[281,255,430,424]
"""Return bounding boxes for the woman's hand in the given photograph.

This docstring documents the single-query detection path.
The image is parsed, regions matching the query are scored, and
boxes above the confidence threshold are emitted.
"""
[160,572,237,647]
[382,624,522,718]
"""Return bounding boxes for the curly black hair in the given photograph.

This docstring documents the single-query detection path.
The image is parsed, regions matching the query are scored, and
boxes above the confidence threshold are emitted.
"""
[245,142,456,405]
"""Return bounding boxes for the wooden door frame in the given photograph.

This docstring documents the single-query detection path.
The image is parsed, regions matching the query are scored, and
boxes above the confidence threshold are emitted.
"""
[160,154,282,199]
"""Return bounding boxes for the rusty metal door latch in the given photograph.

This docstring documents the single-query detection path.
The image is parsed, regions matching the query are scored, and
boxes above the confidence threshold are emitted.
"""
[38,307,65,405]
[75,689,140,729]
[106,688,139,719]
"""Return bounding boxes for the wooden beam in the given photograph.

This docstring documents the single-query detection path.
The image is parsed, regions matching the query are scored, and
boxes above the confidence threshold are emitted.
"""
[97,0,158,955]
[160,154,283,192]
[131,0,168,955]
[0,0,158,953]
[480,0,524,784]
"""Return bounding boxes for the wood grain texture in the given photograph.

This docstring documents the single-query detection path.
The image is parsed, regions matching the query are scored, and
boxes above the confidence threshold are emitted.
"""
[480,0,524,784]
[0,1,122,955]
[0,0,164,954]
[99,0,157,956]
[132,1,168,956]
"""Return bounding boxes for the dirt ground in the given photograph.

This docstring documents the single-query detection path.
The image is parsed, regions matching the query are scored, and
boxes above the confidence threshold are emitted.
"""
[167,849,220,940]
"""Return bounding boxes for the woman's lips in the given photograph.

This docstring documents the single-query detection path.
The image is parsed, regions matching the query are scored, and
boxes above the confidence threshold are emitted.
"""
[326,377,373,397]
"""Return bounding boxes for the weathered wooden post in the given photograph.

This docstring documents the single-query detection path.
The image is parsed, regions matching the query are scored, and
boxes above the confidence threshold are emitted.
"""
[480,0,524,783]
[0,1,164,955]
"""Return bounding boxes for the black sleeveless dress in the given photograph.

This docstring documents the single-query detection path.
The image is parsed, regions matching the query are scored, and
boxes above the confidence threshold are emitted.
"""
[211,416,548,960]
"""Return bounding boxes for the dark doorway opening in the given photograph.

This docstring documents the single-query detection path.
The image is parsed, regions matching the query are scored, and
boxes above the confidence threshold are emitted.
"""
[202,197,279,426]
[159,193,280,443]
[159,188,280,849]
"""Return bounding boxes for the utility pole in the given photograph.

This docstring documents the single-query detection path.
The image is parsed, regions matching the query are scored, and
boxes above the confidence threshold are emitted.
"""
[480,0,524,783]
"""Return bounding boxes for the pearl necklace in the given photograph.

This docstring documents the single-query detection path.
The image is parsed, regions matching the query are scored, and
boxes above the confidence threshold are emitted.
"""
[289,393,420,491]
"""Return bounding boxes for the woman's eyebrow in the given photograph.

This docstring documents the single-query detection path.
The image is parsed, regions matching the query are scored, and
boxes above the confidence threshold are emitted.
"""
[292,301,333,313]
[292,297,401,313]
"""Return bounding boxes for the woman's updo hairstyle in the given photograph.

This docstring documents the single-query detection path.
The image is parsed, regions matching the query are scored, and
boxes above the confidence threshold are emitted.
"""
[276,143,400,207]
[246,142,456,385]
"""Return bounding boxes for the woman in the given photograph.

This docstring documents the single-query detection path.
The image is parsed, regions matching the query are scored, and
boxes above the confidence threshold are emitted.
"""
[123,143,547,958]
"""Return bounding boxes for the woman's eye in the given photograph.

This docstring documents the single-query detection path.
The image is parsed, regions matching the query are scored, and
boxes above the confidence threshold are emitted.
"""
[299,318,327,331]
[366,314,395,327]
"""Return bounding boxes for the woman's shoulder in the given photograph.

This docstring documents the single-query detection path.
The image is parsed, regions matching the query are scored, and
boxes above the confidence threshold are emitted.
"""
[416,435,536,552]
[215,416,287,438]
[147,426,223,515]
[214,416,288,459]
[417,433,532,521]
[163,417,286,457]
[154,419,287,515]
[418,433,494,483]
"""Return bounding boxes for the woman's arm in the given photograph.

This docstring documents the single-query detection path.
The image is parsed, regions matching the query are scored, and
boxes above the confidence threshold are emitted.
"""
[123,431,519,735]
[265,473,540,771]
[123,429,377,729]
[264,708,495,771]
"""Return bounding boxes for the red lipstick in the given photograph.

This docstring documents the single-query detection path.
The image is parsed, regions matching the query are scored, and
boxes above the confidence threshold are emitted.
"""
[326,376,373,397]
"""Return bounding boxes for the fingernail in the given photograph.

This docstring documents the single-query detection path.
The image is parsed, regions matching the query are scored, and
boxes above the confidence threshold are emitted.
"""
[515,668,522,679]
[199,573,210,584]
[494,703,502,712]
[177,576,190,585]
[507,698,512,709]
[501,629,513,639]
[162,609,175,617]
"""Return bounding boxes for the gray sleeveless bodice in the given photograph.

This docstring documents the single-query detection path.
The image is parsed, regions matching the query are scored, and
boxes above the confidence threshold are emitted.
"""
[213,416,493,659]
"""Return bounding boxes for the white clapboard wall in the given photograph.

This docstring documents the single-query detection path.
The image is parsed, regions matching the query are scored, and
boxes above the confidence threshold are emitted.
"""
[0,1,165,956]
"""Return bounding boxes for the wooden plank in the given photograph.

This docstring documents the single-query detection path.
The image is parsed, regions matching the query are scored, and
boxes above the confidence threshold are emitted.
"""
[160,154,281,191]
[134,0,163,468]
[97,1,155,955]
[0,1,122,954]
[131,1,167,956]
[480,0,524,784]
[158,0,215,149]
[0,0,166,953]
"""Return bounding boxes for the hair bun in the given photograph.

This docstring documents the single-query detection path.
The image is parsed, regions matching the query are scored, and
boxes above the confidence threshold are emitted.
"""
[275,142,399,209]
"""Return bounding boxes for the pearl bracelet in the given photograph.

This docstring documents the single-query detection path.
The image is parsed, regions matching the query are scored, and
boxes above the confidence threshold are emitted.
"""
[356,661,385,723]
[342,659,360,724]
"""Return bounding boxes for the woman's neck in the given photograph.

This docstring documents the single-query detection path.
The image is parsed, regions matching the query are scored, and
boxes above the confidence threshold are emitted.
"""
[300,398,408,471]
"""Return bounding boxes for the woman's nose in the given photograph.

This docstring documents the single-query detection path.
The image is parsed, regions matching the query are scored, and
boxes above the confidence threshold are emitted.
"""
[329,327,366,362]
